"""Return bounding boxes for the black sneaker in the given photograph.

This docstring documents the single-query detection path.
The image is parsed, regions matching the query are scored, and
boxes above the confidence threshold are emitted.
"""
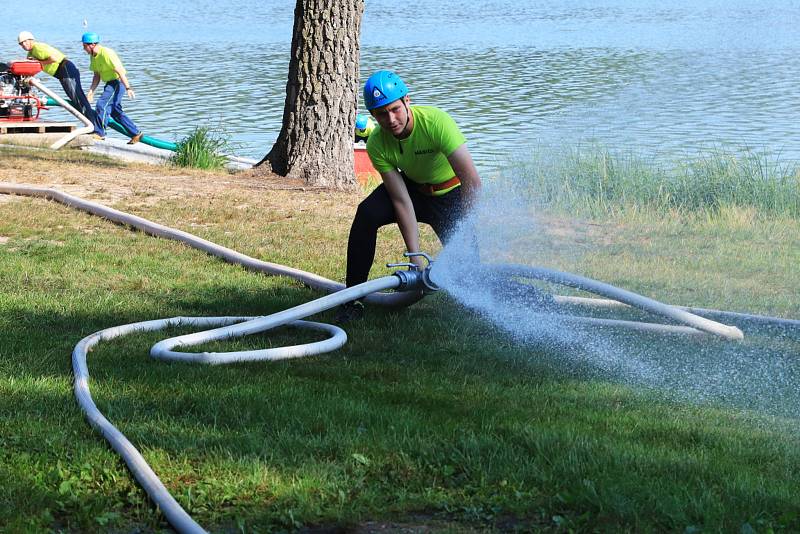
[334,300,365,324]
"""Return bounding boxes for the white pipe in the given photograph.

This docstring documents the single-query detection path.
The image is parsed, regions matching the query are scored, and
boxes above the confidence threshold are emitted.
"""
[74,319,215,534]
[221,153,258,168]
[152,319,346,364]
[537,312,720,336]
[0,183,422,308]
[493,264,744,340]
[151,276,400,363]
[27,78,94,150]
[554,295,800,329]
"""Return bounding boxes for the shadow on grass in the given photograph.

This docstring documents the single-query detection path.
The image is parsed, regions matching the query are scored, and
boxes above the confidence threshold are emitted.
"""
[5,283,800,531]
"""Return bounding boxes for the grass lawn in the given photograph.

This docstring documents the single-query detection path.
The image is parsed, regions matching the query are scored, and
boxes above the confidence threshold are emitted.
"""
[1,149,799,532]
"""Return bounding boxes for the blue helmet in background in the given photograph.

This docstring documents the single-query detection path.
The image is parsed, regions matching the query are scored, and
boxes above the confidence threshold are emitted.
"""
[363,70,408,110]
[81,32,100,44]
[355,114,369,130]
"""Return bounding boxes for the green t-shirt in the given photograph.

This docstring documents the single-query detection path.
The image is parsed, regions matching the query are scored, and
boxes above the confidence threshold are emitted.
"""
[89,45,126,82]
[28,42,65,77]
[366,105,466,195]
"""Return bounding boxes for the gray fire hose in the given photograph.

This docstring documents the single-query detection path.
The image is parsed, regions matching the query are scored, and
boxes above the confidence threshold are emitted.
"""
[26,78,94,149]
[0,183,422,308]
[491,264,744,340]
[552,295,800,330]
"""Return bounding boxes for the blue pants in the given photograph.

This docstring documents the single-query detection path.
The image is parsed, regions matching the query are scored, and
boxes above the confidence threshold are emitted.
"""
[95,79,140,138]
[53,59,101,134]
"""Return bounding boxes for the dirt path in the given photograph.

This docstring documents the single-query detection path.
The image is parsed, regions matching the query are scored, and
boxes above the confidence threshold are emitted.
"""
[0,152,360,205]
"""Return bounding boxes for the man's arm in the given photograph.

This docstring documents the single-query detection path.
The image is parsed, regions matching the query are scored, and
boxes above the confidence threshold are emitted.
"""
[37,55,58,66]
[87,73,101,102]
[447,144,482,209]
[116,70,135,99]
[380,169,424,267]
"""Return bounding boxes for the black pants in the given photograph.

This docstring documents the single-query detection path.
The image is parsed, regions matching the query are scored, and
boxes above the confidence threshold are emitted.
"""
[54,59,99,132]
[345,180,465,287]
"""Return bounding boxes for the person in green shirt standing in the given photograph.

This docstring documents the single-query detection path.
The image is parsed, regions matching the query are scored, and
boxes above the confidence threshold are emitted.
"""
[17,31,101,135]
[336,69,483,322]
[81,32,143,143]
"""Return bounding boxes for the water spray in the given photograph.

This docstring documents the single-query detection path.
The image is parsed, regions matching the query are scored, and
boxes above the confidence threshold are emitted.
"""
[490,263,744,340]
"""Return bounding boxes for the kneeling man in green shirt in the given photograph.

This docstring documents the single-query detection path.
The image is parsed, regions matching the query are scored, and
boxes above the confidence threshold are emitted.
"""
[337,70,482,322]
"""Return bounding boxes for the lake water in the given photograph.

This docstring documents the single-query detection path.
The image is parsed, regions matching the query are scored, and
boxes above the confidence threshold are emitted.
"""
[6,1,800,175]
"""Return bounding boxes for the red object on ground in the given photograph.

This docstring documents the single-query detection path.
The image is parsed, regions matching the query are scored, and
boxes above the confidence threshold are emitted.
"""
[0,95,42,121]
[10,61,42,76]
[354,145,379,185]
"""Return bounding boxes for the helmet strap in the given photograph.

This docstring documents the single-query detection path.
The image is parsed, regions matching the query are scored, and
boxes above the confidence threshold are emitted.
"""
[401,97,412,137]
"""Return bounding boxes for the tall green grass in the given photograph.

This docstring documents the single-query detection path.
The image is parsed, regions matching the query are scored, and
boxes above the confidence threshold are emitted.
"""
[171,127,229,170]
[517,146,800,217]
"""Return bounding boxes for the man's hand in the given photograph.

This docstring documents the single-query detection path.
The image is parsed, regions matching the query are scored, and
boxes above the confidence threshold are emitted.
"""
[126,88,136,100]
[410,253,426,271]
[86,89,94,103]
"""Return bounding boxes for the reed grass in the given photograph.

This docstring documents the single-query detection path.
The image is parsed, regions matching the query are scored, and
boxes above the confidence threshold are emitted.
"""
[517,146,800,218]
[171,127,230,170]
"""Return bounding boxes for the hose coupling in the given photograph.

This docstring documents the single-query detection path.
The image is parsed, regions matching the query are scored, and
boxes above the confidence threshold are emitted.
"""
[388,252,440,293]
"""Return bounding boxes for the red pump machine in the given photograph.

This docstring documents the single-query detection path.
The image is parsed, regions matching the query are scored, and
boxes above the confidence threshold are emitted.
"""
[0,60,46,121]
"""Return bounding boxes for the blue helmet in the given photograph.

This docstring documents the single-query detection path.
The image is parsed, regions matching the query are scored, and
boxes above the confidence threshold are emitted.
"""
[363,70,408,110]
[355,114,369,130]
[81,32,100,44]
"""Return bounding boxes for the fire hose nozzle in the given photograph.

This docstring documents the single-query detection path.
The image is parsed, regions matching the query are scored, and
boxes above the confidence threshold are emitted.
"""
[387,252,440,293]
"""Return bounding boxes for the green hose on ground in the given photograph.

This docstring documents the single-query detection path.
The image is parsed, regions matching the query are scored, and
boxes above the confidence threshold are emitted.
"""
[45,97,178,151]
[106,119,177,151]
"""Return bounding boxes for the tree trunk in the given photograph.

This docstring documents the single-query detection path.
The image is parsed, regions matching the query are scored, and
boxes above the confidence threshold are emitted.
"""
[256,0,364,189]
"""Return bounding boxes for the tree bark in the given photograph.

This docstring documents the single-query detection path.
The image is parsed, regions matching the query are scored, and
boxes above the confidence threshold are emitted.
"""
[257,0,364,189]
